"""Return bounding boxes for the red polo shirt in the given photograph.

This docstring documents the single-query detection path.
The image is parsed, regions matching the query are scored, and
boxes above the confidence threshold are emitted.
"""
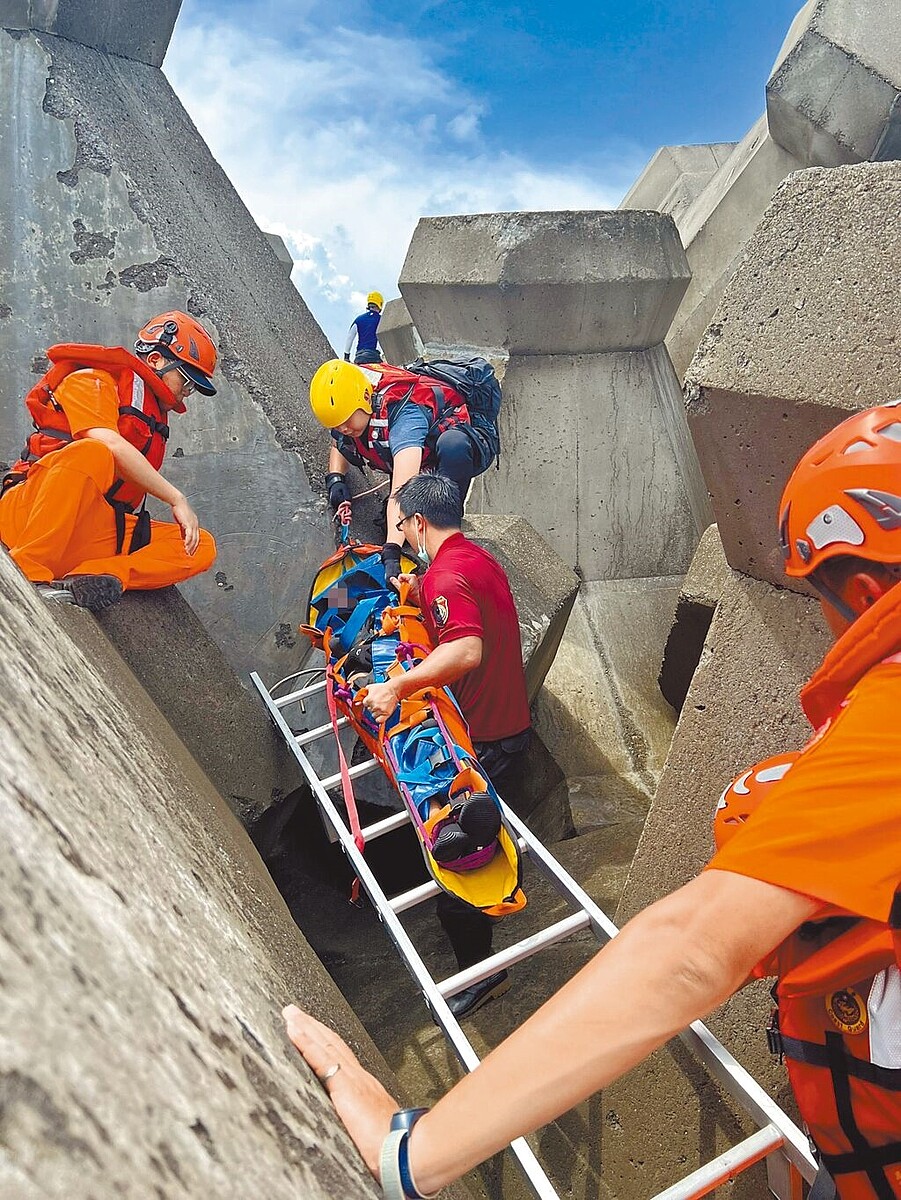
[419,532,531,742]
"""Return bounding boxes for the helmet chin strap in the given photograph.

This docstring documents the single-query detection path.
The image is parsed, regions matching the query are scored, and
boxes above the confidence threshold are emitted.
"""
[807,573,859,624]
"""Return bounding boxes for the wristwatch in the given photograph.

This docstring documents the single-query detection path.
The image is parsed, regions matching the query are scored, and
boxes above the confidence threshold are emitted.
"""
[380,1108,436,1200]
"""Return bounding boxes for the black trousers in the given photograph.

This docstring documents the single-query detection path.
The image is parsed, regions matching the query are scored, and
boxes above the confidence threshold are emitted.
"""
[435,732,529,970]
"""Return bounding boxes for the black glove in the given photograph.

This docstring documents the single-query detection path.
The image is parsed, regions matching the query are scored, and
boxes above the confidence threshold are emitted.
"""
[326,471,351,512]
[381,542,403,587]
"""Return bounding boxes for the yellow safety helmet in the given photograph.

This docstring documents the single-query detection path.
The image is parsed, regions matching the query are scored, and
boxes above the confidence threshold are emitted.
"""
[309,359,374,428]
[367,291,384,311]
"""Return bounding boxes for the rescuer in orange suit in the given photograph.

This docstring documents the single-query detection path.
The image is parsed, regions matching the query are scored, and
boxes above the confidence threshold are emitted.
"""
[0,311,218,610]
[283,402,901,1200]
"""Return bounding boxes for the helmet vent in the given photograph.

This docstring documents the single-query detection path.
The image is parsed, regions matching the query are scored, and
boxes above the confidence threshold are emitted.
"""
[877,422,901,443]
[805,504,864,550]
[846,488,901,531]
[843,439,873,454]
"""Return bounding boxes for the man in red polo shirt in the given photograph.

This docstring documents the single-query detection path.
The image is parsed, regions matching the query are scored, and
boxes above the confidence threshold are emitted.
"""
[362,472,531,1017]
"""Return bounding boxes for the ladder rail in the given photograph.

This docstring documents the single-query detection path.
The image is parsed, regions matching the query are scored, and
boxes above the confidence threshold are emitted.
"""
[252,670,818,1195]
[498,805,817,1181]
[252,672,559,1199]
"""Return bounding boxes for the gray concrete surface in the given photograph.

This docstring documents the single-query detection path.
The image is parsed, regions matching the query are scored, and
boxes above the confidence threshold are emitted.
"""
[264,232,295,277]
[620,142,737,224]
[47,587,298,832]
[400,210,692,354]
[0,0,182,66]
[767,0,901,166]
[605,572,832,1197]
[0,27,335,686]
[533,576,682,811]
[664,115,805,379]
[467,344,711,581]
[658,523,734,711]
[686,160,901,588]
[378,296,422,365]
[0,547,473,1200]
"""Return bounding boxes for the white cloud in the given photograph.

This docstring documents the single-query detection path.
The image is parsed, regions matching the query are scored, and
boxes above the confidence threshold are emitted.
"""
[166,3,641,353]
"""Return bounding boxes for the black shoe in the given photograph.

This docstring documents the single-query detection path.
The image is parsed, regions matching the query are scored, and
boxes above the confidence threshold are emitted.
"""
[456,793,501,845]
[47,574,123,611]
[448,970,511,1018]
[431,823,477,864]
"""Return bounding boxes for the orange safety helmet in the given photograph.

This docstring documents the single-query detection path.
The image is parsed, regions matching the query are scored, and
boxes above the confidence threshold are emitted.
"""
[713,751,799,851]
[135,311,217,409]
[779,401,901,580]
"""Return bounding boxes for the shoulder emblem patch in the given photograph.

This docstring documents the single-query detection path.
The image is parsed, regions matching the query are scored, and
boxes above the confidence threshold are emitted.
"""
[431,595,449,628]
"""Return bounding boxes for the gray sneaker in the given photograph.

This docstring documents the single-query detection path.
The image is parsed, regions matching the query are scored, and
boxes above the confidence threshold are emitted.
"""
[38,574,123,611]
[448,970,511,1019]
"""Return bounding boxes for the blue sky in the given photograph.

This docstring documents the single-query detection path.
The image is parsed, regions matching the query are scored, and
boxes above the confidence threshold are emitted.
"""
[165,1,801,353]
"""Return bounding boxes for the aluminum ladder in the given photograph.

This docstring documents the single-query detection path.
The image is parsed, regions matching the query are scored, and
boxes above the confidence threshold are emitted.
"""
[251,668,817,1200]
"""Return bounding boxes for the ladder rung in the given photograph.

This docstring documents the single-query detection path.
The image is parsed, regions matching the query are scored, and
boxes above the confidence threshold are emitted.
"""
[360,810,412,841]
[651,1124,783,1200]
[389,879,440,913]
[320,758,381,789]
[291,716,348,745]
[274,678,328,708]
[438,911,590,997]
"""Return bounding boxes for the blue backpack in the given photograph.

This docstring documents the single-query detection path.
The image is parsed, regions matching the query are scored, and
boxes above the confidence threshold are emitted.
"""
[405,356,502,466]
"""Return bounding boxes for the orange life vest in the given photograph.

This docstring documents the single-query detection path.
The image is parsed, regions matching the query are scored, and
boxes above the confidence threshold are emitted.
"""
[334,362,470,474]
[8,344,173,512]
[716,652,901,1200]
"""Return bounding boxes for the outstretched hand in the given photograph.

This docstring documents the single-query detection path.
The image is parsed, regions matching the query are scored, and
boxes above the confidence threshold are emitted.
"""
[283,1005,397,1178]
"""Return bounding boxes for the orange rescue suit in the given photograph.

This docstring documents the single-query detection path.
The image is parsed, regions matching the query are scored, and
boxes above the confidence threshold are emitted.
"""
[0,344,215,587]
[711,592,901,1199]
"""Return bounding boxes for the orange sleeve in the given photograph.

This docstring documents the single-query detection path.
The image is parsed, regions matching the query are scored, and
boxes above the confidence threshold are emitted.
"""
[706,662,901,924]
[54,368,120,437]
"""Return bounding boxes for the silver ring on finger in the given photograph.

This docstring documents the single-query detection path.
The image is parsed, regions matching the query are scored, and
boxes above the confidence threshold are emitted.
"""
[320,1063,341,1083]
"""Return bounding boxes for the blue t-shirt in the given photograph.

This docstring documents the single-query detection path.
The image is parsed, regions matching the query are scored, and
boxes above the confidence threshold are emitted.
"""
[352,310,380,352]
[387,400,430,457]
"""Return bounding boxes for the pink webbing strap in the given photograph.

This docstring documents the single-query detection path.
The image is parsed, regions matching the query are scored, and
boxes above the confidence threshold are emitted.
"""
[323,640,365,904]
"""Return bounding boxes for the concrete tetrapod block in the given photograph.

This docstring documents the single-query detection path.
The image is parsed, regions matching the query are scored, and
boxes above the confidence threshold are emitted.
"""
[45,584,298,832]
[0,27,335,685]
[603,572,831,1198]
[767,0,901,167]
[533,576,683,825]
[468,344,712,580]
[378,297,422,365]
[264,231,295,277]
[620,142,738,225]
[400,210,692,354]
[0,550,484,1200]
[686,161,901,589]
[0,0,182,66]
[658,523,735,712]
[665,114,805,380]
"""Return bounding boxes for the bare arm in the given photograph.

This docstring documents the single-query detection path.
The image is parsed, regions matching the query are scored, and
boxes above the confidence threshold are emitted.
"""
[82,427,200,555]
[285,869,818,1188]
[361,636,481,722]
[329,443,352,474]
[384,445,423,547]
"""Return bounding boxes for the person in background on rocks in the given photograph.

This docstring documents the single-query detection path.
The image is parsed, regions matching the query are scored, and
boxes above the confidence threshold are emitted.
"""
[284,404,901,1200]
[344,291,384,365]
[0,311,217,611]
[309,360,493,584]
[362,473,531,1018]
